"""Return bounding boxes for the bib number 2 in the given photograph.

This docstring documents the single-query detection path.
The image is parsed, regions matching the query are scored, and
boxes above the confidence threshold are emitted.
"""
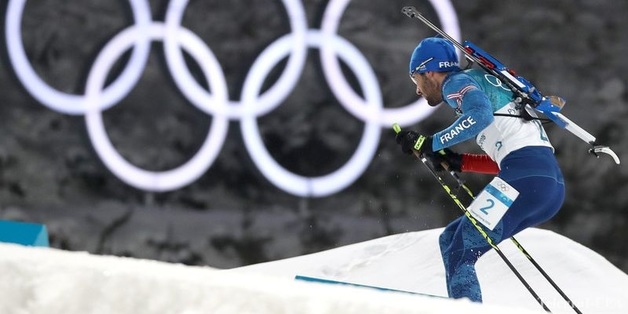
[468,177,519,230]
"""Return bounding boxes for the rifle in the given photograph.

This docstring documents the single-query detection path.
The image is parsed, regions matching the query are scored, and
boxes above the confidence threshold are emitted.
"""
[402,6,620,164]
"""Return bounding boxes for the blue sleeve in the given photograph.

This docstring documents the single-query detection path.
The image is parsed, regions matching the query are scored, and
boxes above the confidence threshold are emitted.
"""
[432,74,494,151]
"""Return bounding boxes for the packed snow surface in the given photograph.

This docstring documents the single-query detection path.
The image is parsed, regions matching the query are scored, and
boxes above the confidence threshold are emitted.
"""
[1,228,626,314]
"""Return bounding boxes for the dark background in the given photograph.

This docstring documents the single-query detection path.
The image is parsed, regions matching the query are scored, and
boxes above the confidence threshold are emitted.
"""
[1,0,627,271]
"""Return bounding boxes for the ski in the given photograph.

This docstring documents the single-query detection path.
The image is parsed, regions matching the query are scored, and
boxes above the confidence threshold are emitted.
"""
[295,275,446,298]
[402,6,620,165]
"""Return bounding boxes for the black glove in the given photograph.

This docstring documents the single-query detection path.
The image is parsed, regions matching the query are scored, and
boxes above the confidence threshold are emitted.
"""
[395,130,433,155]
[425,148,463,172]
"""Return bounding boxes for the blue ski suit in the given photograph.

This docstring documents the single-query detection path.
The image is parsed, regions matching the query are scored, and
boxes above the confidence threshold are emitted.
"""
[434,68,565,302]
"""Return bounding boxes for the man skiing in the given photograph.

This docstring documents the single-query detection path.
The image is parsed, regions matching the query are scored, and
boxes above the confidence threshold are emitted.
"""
[395,37,565,302]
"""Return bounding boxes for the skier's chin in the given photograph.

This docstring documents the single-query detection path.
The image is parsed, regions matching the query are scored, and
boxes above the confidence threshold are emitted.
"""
[426,99,443,107]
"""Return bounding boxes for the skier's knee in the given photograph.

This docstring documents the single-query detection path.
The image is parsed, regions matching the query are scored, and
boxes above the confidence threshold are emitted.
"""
[438,230,454,253]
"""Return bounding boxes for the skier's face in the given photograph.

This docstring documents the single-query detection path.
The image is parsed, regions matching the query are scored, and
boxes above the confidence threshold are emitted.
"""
[411,72,442,106]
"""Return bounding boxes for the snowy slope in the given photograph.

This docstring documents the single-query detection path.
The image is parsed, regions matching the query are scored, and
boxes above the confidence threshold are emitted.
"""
[0,239,543,314]
[234,227,628,314]
[0,227,625,314]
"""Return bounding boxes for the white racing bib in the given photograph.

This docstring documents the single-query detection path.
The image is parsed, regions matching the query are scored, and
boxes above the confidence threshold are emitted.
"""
[475,102,553,166]
[468,177,519,230]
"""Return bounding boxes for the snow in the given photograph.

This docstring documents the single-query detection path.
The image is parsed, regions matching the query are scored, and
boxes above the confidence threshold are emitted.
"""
[237,227,628,313]
[0,228,626,314]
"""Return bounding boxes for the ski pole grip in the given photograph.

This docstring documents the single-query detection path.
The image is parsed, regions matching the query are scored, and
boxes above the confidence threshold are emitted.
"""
[392,123,401,134]
[393,123,440,163]
[392,123,420,158]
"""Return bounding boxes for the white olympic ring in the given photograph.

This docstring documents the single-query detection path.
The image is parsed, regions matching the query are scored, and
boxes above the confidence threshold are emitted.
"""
[5,0,460,197]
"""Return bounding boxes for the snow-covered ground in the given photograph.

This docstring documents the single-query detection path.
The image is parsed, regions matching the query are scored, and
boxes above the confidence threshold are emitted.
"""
[237,227,628,313]
[0,227,626,313]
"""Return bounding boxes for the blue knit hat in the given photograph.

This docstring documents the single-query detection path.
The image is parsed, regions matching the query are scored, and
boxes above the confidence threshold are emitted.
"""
[409,37,460,75]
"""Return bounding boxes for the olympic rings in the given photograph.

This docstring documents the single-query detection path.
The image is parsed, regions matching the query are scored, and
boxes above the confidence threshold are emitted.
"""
[241,32,382,197]
[6,0,153,114]
[320,0,461,126]
[85,23,230,192]
[5,0,460,196]
[484,74,512,92]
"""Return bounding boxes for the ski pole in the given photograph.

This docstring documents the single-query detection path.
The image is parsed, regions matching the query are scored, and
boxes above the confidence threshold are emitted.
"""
[393,124,552,312]
[443,162,583,314]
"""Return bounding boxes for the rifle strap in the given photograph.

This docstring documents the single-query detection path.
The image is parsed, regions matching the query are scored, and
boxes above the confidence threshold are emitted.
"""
[493,113,552,124]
